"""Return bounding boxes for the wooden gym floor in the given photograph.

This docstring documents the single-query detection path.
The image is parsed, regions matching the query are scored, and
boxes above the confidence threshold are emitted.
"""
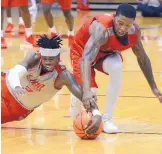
[1,9,162,154]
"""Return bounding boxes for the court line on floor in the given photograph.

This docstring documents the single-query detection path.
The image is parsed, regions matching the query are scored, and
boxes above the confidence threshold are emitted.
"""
[122,70,161,74]
[57,93,157,99]
[2,127,162,135]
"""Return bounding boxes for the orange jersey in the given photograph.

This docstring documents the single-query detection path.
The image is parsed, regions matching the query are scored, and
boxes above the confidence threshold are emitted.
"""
[1,0,28,7]
[73,14,138,57]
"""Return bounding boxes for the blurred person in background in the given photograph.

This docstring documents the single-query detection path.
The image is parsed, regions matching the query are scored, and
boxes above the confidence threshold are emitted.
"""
[41,0,74,47]
[137,0,162,17]
[5,8,25,34]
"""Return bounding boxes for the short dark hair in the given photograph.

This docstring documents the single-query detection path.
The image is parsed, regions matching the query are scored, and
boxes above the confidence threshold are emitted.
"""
[37,35,62,49]
[116,3,136,19]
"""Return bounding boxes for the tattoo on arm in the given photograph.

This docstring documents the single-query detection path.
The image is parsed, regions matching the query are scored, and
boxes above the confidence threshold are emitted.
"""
[80,21,108,92]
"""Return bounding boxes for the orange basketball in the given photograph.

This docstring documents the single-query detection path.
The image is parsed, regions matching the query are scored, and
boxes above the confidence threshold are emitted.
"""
[73,111,103,139]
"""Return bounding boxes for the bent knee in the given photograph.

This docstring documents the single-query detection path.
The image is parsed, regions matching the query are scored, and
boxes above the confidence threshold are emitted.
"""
[43,4,51,14]
[103,53,122,74]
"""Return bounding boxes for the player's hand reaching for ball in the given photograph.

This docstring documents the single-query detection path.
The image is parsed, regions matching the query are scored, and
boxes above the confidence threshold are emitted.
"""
[152,88,162,103]
[86,115,102,135]
[13,86,26,95]
[82,90,97,111]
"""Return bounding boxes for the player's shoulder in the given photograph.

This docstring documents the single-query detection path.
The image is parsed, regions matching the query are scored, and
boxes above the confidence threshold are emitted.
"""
[90,20,107,35]
[89,20,108,44]
[96,13,114,20]
[94,13,114,27]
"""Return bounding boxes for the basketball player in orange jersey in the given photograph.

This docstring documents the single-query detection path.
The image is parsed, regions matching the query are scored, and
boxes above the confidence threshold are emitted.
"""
[1,0,37,48]
[5,8,25,34]
[69,3,162,133]
[1,35,101,135]
[41,0,74,46]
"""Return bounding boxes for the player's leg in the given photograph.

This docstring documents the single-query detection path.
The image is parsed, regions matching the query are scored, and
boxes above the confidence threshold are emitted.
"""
[18,8,25,34]
[19,5,37,46]
[5,7,14,33]
[62,9,74,47]
[19,6,31,31]
[62,10,74,34]
[1,6,7,48]
[59,0,74,47]
[42,0,57,37]
[101,53,122,133]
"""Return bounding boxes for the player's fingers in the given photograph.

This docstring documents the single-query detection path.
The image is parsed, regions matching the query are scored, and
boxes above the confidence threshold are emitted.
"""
[87,119,92,127]
[84,102,91,111]
[23,90,26,95]
[86,125,97,135]
[17,91,21,95]
[86,123,93,134]
[90,99,97,109]
[90,98,96,104]
[93,95,97,102]
[91,101,96,108]
[20,90,25,95]
[89,127,98,135]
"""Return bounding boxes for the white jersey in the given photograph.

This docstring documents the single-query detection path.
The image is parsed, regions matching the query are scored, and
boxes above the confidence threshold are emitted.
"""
[6,60,64,110]
[148,0,160,7]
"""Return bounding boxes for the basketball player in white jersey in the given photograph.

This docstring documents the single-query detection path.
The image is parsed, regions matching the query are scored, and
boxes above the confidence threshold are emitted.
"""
[1,35,101,135]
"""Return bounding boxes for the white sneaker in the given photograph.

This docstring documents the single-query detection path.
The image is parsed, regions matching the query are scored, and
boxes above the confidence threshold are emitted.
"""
[103,120,119,133]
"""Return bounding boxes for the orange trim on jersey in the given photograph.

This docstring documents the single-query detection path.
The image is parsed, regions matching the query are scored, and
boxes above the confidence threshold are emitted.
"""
[53,73,62,90]
[53,60,66,90]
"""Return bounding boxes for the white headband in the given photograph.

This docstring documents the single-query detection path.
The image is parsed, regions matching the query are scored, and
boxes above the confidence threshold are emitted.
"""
[40,47,60,57]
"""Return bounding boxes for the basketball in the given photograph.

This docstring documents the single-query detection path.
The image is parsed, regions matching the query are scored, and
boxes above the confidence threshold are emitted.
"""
[73,111,103,139]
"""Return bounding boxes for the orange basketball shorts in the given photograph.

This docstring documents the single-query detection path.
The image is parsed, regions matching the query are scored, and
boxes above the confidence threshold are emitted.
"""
[1,73,33,124]
[1,0,28,7]
[70,41,120,88]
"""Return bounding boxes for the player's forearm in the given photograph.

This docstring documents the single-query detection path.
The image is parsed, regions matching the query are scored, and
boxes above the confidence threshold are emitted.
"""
[64,71,83,101]
[80,57,91,92]
[137,55,157,90]
[69,84,83,101]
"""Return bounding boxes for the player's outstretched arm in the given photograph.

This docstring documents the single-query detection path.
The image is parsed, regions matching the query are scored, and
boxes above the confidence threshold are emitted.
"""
[80,21,108,110]
[58,69,83,101]
[57,69,102,134]
[8,51,39,95]
[132,25,162,103]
